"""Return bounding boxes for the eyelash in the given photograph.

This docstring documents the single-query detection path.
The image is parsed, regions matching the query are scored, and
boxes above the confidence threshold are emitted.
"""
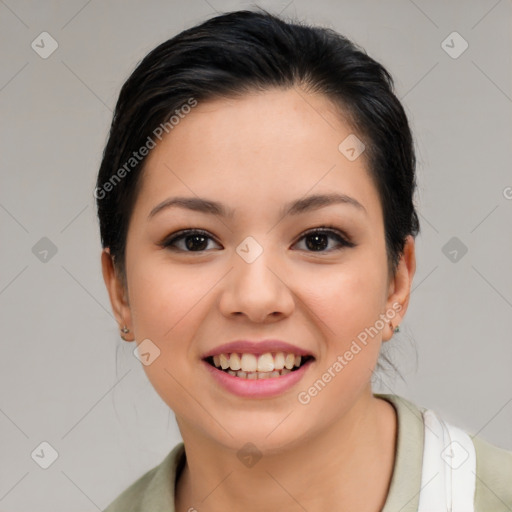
[159,225,355,253]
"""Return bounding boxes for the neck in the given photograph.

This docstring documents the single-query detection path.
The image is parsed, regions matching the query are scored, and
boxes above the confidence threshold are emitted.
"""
[175,391,397,512]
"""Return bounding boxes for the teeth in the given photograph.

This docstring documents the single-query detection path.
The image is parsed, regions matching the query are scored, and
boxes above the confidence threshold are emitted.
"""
[257,353,274,372]
[284,353,295,369]
[219,353,230,370]
[210,351,309,379]
[274,352,285,370]
[229,353,241,371]
[240,353,258,372]
[231,369,293,379]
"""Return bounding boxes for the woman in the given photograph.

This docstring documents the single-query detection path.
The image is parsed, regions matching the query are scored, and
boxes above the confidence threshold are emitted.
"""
[96,9,512,512]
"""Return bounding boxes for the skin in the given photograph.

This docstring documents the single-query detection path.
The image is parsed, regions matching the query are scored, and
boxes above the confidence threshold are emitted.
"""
[102,86,416,512]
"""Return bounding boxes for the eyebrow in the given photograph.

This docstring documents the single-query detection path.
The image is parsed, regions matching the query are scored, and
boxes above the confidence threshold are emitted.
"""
[148,192,367,219]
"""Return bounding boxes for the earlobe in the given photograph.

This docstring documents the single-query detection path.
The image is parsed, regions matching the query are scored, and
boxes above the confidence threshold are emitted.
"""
[101,248,134,341]
[120,325,131,341]
[383,235,416,341]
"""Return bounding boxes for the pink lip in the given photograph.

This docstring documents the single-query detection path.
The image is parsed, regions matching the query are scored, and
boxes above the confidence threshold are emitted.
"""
[201,339,314,358]
[202,358,315,398]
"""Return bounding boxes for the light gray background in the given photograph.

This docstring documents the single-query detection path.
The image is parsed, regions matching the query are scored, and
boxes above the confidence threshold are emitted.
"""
[1,0,511,510]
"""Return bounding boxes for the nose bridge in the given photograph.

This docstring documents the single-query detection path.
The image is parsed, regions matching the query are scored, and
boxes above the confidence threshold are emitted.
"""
[235,234,281,293]
[220,234,294,321]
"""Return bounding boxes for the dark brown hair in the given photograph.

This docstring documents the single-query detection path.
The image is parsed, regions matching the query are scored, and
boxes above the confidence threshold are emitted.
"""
[96,8,420,286]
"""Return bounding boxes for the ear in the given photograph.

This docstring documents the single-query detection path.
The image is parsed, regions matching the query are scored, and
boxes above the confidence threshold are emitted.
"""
[101,248,134,342]
[383,235,416,342]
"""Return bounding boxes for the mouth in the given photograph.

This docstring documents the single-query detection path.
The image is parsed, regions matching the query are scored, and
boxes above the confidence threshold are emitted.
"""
[204,352,316,380]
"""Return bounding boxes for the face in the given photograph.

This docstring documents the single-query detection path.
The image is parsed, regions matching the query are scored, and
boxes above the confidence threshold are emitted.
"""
[102,87,414,453]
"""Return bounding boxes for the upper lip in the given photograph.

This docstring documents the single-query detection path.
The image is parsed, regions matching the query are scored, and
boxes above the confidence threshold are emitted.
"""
[201,339,315,359]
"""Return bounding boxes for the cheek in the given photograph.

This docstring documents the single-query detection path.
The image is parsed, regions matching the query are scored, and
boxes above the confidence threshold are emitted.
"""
[126,259,209,410]
[127,254,208,340]
[295,261,387,418]
[302,251,388,348]
[124,256,196,352]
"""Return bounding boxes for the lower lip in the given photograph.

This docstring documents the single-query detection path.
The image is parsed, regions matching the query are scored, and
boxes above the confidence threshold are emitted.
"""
[202,359,314,398]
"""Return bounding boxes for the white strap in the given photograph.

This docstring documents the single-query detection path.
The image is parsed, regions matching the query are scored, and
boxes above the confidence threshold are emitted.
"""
[418,409,476,512]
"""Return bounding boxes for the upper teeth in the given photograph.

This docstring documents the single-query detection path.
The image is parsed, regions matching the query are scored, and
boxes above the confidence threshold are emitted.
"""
[212,352,302,372]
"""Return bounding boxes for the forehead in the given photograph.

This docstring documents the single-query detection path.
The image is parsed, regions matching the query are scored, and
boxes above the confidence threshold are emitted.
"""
[134,87,381,222]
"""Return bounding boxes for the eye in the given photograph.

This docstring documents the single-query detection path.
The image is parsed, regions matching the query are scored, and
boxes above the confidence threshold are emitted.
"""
[160,229,221,252]
[159,226,355,254]
[293,226,355,253]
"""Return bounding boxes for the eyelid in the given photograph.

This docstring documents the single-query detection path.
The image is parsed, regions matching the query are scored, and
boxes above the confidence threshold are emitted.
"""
[159,225,355,253]
[293,226,356,252]
[158,228,220,250]
[296,225,354,246]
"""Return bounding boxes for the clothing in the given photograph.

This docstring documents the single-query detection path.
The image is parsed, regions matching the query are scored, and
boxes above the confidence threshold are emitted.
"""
[418,408,477,511]
[103,393,512,511]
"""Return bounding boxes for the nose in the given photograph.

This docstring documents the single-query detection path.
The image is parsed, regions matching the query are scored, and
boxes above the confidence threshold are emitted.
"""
[218,244,295,323]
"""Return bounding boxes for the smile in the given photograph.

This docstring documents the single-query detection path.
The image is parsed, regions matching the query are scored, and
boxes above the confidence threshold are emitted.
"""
[205,352,314,379]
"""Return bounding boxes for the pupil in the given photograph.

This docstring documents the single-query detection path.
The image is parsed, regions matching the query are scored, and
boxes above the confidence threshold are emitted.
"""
[186,235,207,251]
[306,233,328,251]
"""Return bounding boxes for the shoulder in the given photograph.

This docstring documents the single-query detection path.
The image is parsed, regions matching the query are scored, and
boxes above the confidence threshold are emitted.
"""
[103,442,185,512]
[103,464,159,512]
[472,434,512,510]
[377,393,512,510]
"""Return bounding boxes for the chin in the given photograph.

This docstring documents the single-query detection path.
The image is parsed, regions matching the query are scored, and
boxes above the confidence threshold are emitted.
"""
[204,416,311,456]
